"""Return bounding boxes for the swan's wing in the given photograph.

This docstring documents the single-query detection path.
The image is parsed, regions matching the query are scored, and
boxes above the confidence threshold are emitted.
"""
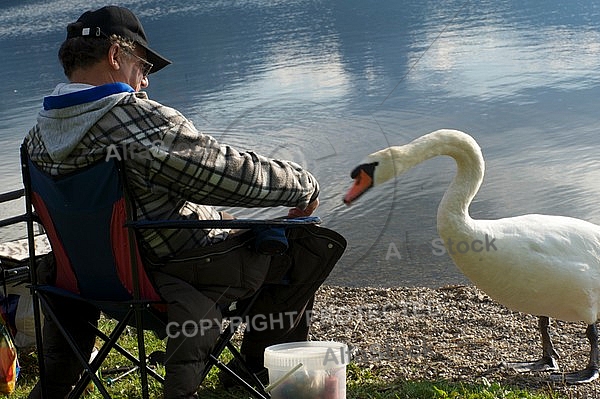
[446,214,600,323]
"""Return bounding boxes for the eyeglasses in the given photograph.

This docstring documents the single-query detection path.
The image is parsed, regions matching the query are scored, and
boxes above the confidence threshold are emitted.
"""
[122,48,153,77]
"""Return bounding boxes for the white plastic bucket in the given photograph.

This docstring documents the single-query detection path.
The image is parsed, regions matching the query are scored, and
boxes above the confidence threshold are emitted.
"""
[264,341,349,399]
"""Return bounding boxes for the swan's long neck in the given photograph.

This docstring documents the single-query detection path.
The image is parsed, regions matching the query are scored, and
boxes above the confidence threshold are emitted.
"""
[382,130,485,232]
[435,133,483,231]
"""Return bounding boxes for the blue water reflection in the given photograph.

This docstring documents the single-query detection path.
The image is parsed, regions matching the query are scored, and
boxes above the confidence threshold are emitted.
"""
[2,0,600,287]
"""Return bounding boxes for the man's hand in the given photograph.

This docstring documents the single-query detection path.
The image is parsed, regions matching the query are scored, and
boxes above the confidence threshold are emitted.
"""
[287,198,319,218]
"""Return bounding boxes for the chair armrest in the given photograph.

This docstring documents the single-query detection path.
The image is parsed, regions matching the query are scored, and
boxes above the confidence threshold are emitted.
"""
[125,216,321,230]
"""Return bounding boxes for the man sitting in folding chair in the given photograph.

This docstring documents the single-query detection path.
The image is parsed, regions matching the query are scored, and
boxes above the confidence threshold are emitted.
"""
[24,6,345,399]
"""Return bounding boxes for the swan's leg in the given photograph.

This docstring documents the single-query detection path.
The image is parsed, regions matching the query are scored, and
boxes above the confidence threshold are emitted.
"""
[504,316,559,372]
[539,316,561,365]
[550,323,599,384]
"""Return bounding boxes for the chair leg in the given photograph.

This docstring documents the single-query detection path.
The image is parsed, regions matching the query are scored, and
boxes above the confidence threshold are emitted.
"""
[200,288,271,399]
[226,342,269,391]
[210,353,270,399]
[30,288,48,399]
[94,327,164,383]
[134,303,150,399]
[70,311,134,398]
[70,305,165,398]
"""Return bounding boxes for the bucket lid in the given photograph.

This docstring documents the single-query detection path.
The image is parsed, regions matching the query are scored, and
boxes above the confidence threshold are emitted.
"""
[264,341,349,370]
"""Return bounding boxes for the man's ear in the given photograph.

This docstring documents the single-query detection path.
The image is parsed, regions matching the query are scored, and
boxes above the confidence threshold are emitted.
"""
[107,43,121,71]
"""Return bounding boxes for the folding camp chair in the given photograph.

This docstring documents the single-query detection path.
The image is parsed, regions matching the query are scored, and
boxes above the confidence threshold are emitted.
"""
[20,146,321,399]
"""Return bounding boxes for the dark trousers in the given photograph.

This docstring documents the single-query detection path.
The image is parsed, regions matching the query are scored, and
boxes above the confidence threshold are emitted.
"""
[152,225,345,399]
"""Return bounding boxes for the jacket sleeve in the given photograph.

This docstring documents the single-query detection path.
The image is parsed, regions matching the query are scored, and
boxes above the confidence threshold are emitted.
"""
[128,97,319,209]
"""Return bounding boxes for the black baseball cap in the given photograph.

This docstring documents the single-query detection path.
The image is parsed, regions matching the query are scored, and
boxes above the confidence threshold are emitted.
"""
[66,5,171,74]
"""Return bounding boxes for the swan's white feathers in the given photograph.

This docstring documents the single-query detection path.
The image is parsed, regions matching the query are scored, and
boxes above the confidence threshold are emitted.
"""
[454,214,600,323]
[348,129,600,324]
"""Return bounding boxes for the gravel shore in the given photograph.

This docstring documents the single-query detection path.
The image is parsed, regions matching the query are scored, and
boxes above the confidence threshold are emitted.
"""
[311,285,600,399]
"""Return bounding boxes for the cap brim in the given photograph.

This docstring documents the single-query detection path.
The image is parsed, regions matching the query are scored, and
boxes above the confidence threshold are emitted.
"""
[142,45,171,74]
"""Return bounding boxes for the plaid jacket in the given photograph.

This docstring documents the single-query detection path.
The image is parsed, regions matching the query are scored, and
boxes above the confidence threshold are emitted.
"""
[26,85,319,260]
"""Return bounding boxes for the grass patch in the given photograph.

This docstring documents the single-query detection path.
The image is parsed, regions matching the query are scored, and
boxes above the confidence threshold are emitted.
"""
[345,363,562,399]
[7,318,565,398]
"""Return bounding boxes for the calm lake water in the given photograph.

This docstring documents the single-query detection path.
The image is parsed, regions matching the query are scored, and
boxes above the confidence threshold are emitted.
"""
[2,0,600,288]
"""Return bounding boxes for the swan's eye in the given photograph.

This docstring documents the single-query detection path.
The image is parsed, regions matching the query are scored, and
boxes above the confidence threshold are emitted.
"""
[350,162,378,179]
[350,165,364,179]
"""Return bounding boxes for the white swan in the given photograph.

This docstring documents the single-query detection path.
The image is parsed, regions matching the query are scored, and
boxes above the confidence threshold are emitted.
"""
[343,129,600,384]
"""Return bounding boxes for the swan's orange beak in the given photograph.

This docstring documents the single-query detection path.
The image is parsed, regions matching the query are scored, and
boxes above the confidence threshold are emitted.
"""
[343,169,373,205]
